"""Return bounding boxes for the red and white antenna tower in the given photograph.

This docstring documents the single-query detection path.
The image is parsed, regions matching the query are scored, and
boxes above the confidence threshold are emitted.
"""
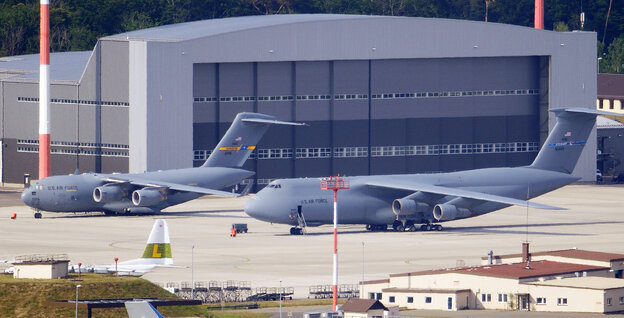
[320,175,350,311]
[39,0,51,179]
[535,0,544,29]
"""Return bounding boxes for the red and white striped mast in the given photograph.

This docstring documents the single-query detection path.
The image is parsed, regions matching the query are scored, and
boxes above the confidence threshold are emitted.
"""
[321,175,349,311]
[39,0,51,179]
[534,0,544,29]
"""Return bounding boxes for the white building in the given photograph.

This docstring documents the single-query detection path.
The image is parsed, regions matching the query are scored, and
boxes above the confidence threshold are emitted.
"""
[361,248,624,313]
[13,260,69,279]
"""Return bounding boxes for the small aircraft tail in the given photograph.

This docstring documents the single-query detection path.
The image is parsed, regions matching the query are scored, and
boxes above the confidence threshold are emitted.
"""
[139,219,173,266]
[125,301,164,318]
[530,108,615,174]
[202,112,305,168]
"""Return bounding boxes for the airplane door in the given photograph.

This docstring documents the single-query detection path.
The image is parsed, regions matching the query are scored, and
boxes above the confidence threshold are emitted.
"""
[447,297,452,310]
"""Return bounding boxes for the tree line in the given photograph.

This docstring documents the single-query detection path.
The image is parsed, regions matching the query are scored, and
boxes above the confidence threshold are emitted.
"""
[1,0,623,73]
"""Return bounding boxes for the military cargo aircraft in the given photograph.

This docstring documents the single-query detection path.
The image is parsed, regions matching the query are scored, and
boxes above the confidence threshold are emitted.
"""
[71,219,180,276]
[245,108,607,234]
[21,112,303,217]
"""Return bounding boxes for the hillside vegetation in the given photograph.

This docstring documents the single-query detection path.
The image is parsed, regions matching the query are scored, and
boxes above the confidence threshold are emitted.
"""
[0,273,272,318]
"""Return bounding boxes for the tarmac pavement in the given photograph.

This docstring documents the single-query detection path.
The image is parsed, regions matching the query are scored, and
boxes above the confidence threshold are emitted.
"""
[1,184,624,317]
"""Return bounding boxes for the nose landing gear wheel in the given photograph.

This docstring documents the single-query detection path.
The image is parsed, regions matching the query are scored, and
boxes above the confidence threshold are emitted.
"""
[34,212,42,219]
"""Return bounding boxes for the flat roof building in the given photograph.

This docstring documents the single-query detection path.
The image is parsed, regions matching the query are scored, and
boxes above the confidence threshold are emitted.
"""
[0,14,598,186]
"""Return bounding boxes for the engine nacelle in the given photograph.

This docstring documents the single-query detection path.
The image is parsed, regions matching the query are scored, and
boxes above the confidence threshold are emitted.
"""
[93,185,123,203]
[433,204,471,221]
[132,189,167,207]
[392,199,429,216]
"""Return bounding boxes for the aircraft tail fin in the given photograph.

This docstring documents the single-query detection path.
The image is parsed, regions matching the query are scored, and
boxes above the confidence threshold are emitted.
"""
[125,301,164,318]
[530,108,615,174]
[202,113,305,168]
[140,219,173,265]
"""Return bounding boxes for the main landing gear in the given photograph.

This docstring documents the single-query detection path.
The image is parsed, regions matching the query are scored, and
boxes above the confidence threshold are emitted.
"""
[392,220,443,232]
[290,227,304,235]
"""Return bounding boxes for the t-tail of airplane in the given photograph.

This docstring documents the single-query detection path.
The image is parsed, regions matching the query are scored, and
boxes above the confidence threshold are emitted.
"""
[138,219,173,266]
[202,113,305,168]
[530,108,617,174]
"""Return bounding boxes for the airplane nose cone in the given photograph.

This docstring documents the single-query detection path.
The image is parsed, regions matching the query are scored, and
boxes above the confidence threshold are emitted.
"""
[21,189,30,205]
[244,196,263,220]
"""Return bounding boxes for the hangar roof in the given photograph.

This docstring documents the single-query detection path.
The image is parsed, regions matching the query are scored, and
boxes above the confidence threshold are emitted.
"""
[0,51,91,83]
[106,14,374,42]
[103,14,544,43]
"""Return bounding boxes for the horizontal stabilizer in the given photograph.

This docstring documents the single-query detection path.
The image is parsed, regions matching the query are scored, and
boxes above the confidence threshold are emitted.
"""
[366,180,563,210]
[242,118,307,126]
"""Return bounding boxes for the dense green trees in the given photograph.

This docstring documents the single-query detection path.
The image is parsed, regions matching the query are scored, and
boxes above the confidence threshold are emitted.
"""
[0,0,622,73]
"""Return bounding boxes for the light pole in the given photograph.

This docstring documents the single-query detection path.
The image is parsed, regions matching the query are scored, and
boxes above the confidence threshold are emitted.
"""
[598,57,603,73]
[75,284,82,318]
[361,242,365,285]
[279,279,283,318]
[191,245,195,300]
[320,175,350,311]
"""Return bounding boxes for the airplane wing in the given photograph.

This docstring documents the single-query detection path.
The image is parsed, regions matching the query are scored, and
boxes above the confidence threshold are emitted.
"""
[102,176,239,197]
[365,180,563,210]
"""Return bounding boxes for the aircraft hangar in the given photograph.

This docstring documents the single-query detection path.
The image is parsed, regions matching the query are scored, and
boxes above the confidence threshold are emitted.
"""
[0,14,597,188]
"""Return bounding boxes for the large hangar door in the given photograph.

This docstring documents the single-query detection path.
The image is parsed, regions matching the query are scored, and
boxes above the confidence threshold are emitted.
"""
[370,56,541,175]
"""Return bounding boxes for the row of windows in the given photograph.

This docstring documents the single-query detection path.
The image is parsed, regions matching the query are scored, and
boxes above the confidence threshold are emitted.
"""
[371,142,539,156]
[371,89,539,99]
[480,293,508,303]
[17,97,129,107]
[193,88,539,103]
[606,296,624,306]
[18,146,128,157]
[597,98,624,110]
[17,140,129,149]
[193,142,539,161]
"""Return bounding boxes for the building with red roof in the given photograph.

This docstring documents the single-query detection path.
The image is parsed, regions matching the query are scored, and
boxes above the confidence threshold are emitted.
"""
[361,247,624,313]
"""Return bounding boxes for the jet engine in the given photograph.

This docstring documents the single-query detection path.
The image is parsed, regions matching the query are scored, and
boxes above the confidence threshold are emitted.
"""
[392,199,428,216]
[93,185,123,203]
[132,189,167,207]
[433,203,471,221]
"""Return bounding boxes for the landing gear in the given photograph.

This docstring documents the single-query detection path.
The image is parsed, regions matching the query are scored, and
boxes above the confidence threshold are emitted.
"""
[393,220,415,232]
[418,224,443,231]
[33,212,42,219]
[290,227,304,235]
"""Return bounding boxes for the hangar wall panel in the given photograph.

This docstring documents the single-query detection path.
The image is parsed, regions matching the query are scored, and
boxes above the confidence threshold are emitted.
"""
[100,40,129,102]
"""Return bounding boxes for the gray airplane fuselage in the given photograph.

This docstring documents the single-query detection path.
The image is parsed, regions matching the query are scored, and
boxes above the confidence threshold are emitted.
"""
[245,167,578,226]
[22,167,252,213]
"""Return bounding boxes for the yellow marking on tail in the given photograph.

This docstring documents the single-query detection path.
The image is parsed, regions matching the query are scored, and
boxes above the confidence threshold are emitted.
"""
[152,244,162,257]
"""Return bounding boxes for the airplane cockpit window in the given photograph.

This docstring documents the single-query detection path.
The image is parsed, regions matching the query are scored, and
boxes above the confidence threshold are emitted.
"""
[267,184,282,189]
